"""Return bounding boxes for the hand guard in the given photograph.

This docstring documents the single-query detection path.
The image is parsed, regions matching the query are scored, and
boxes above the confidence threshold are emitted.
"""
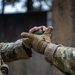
[21,26,53,54]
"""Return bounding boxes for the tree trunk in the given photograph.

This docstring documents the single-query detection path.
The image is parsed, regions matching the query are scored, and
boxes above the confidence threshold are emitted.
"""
[52,0,73,46]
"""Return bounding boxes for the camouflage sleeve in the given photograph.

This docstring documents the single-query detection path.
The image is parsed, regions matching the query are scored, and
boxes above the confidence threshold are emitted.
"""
[44,43,75,75]
[54,46,75,75]
[0,39,32,62]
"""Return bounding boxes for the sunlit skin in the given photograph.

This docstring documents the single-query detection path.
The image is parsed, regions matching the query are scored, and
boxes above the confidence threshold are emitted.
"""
[29,25,47,33]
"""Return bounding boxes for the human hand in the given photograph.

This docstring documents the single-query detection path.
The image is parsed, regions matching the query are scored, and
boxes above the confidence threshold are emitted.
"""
[24,26,47,47]
[21,26,53,54]
[29,26,47,33]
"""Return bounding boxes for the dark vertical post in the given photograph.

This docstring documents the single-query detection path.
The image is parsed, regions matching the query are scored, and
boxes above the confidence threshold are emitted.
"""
[27,0,33,12]
[2,0,5,14]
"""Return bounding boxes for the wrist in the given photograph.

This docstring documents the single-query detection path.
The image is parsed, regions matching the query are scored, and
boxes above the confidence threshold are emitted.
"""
[44,43,58,63]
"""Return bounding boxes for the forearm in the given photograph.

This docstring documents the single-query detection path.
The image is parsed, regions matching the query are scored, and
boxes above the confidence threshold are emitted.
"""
[44,43,75,75]
[54,46,75,74]
[44,43,59,63]
[0,39,32,62]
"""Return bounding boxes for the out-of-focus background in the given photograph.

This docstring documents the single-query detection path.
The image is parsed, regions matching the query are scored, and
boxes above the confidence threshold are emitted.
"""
[0,0,75,75]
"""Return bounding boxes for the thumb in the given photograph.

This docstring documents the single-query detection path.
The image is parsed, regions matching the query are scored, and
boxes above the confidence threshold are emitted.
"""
[44,26,53,34]
[21,32,36,40]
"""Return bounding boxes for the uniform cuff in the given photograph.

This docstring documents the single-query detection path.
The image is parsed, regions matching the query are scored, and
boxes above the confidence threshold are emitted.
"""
[44,43,58,63]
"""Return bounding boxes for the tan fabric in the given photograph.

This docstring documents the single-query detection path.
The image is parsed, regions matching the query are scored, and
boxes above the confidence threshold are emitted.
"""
[21,26,53,54]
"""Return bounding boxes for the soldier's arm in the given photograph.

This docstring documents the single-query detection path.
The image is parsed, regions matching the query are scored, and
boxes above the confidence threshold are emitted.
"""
[0,39,32,62]
[44,43,75,75]
[22,26,75,74]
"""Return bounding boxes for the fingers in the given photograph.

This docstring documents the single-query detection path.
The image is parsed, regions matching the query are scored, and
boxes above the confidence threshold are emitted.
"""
[29,26,42,33]
[21,32,36,40]
[40,26,47,31]
[29,25,47,33]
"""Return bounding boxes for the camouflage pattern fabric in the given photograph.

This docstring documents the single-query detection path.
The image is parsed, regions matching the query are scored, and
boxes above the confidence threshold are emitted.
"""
[54,45,75,75]
[0,39,31,62]
[44,43,75,75]
[0,39,31,75]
